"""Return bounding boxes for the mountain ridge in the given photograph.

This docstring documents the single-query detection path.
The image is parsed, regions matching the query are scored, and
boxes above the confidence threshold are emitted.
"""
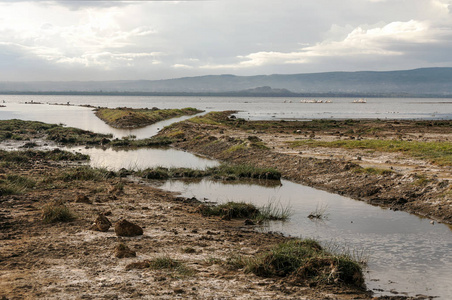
[1,67,451,97]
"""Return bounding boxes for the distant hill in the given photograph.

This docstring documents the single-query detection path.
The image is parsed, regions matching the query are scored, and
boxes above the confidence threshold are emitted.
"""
[1,67,452,97]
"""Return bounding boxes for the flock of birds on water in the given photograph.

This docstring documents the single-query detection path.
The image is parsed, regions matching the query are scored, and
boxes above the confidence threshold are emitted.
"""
[283,98,366,103]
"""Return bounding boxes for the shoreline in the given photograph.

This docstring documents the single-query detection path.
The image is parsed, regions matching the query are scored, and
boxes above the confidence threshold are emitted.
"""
[157,112,452,225]
[0,154,376,300]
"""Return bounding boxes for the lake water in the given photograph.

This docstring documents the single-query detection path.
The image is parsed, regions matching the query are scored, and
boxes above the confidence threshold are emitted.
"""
[0,95,451,298]
[1,94,451,121]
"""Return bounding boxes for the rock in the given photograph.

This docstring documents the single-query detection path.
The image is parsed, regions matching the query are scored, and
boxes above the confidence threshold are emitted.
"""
[244,219,255,225]
[174,288,185,294]
[125,260,150,270]
[75,194,91,204]
[114,243,136,258]
[90,214,112,232]
[115,219,143,237]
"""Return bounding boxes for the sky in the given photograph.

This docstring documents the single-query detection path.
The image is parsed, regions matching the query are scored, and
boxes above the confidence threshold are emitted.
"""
[0,0,451,81]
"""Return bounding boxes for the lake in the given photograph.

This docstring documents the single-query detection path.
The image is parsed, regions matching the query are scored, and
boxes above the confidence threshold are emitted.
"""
[1,94,451,122]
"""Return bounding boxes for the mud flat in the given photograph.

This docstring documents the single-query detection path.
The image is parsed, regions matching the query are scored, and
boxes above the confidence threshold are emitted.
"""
[0,151,379,300]
[157,112,452,224]
[1,114,449,299]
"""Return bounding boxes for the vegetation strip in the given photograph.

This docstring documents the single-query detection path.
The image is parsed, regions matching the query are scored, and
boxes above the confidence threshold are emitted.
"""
[197,201,290,222]
[288,139,452,166]
[137,163,281,181]
[95,107,203,129]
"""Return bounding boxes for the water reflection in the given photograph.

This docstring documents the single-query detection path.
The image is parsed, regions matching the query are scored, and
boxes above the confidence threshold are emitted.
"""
[156,178,452,298]
[65,146,219,170]
[0,103,199,139]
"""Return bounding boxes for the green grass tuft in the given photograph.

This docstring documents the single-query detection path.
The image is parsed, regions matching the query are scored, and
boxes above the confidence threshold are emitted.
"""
[354,167,394,176]
[41,201,76,224]
[0,174,36,196]
[243,239,365,287]
[96,107,202,129]
[148,256,194,277]
[197,201,290,222]
[59,166,115,182]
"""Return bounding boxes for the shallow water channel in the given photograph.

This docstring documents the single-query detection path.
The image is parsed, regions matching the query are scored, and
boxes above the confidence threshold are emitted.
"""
[1,102,451,298]
[154,178,452,298]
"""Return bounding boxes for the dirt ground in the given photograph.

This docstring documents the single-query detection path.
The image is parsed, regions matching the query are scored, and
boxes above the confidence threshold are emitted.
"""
[161,116,452,225]
[0,160,381,300]
[1,114,449,300]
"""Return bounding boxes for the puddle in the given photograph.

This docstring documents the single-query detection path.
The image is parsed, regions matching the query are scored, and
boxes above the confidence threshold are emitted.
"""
[155,178,452,298]
[65,146,219,170]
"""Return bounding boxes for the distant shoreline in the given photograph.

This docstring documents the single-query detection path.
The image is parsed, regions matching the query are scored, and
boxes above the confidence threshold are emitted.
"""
[1,91,452,98]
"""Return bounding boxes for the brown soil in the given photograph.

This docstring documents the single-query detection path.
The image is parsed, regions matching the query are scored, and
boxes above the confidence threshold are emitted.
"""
[0,160,380,300]
[159,114,452,225]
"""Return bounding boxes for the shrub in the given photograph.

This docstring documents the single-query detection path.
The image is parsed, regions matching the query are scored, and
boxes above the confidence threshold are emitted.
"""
[41,201,76,224]
[244,239,365,287]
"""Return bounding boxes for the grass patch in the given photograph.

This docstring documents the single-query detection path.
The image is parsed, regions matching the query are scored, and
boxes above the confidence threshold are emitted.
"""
[187,111,226,126]
[0,174,36,196]
[0,119,113,146]
[148,256,194,277]
[41,201,76,224]
[223,143,247,154]
[307,204,329,220]
[250,141,269,150]
[197,201,290,222]
[95,107,202,129]
[46,126,112,145]
[209,164,281,180]
[0,149,89,165]
[243,239,365,287]
[138,163,281,181]
[413,174,431,186]
[353,167,394,176]
[288,139,452,166]
[59,166,115,182]
[0,119,58,141]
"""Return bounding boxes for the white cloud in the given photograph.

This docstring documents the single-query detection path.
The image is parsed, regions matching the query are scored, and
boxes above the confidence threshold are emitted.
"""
[0,0,452,80]
[173,64,194,69]
[0,2,159,69]
[201,20,433,70]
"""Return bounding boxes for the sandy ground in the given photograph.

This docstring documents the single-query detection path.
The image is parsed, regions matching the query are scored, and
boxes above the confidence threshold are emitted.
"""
[0,161,375,300]
[1,115,448,300]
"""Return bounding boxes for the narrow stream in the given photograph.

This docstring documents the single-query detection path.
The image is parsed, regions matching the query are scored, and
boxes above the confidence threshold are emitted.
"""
[1,102,451,298]
[154,178,452,298]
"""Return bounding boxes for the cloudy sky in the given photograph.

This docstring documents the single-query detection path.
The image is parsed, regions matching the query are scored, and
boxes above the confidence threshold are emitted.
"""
[0,0,451,81]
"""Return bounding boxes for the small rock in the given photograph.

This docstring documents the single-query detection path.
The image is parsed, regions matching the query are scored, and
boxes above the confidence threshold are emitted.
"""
[75,194,91,204]
[244,219,255,226]
[90,214,112,232]
[114,243,136,258]
[115,219,143,237]
[430,220,435,225]
[125,260,150,270]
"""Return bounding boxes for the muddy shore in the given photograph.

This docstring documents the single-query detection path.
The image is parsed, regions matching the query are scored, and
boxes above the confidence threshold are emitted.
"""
[0,157,381,300]
[1,113,449,299]
[158,112,452,225]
